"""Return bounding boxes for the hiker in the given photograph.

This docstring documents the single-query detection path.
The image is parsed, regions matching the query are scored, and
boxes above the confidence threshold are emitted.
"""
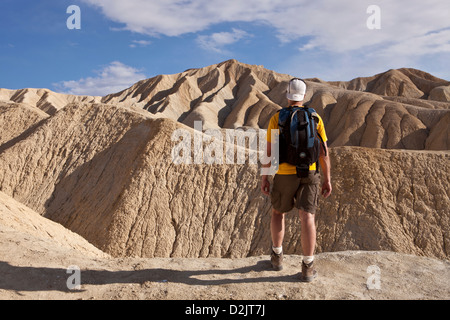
[261,78,332,282]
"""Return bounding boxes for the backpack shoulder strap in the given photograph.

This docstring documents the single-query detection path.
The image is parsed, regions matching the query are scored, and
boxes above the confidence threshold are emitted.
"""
[303,106,318,117]
[278,107,294,128]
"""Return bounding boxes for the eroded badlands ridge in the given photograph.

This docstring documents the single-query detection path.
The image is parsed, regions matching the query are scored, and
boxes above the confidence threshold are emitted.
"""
[0,103,448,260]
[2,60,449,151]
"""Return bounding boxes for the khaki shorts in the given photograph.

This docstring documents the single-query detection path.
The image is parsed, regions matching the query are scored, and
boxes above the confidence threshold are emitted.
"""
[270,172,321,214]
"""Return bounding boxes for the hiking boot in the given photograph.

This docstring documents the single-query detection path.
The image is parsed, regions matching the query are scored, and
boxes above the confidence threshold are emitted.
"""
[270,250,283,271]
[300,261,317,282]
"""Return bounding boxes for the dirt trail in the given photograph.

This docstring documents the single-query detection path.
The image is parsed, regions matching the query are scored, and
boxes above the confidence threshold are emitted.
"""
[1,223,449,300]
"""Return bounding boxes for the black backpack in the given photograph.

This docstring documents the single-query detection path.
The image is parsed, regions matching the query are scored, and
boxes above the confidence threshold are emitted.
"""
[277,106,326,178]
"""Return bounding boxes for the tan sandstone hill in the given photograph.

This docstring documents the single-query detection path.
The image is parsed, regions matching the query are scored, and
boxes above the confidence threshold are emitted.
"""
[0,190,107,258]
[0,88,100,115]
[0,101,49,148]
[328,68,450,100]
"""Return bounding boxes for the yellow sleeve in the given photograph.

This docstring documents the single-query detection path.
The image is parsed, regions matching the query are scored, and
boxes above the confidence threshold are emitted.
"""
[266,113,279,143]
[316,115,328,142]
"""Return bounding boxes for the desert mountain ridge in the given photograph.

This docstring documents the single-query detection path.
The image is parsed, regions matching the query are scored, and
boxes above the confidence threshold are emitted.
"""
[2,59,449,150]
[0,60,449,299]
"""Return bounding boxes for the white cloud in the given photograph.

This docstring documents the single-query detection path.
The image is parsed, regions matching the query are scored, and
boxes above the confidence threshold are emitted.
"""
[129,40,152,48]
[81,0,284,37]
[80,1,450,80]
[54,61,146,96]
[379,29,450,57]
[197,29,250,53]
[82,0,450,56]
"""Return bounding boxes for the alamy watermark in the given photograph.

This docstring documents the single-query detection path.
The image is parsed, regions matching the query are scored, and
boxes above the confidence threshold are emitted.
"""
[171,121,279,175]
[67,5,81,30]
[366,265,381,290]
[367,5,381,30]
[66,265,81,290]
[66,5,380,31]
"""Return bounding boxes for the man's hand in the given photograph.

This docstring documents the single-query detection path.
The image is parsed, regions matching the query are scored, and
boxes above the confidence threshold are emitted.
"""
[319,141,332,199]
[261,177,270,196]
[321,180,332,198]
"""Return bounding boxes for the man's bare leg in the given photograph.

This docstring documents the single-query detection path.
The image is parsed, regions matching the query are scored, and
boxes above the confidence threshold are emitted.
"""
[299,209,316,256]
[271,209,285,248]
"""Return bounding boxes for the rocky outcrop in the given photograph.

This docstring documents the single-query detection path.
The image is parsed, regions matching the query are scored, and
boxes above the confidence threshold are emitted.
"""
[0,102,49,148]
[429,86,450,102]
[309,147,448,260]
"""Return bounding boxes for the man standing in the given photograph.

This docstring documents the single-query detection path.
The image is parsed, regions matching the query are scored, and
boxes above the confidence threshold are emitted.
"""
[261,78,332,282]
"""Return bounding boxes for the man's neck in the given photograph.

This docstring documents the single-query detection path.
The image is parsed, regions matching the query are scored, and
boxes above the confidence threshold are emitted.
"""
[288,100,303,107]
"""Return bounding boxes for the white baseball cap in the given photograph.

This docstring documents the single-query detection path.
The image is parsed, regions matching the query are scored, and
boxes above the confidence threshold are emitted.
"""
[286,78,306,101]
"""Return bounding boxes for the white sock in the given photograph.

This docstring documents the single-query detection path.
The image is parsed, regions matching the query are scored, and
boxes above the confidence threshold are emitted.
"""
[272,246,283,255]
[303,256,314,264]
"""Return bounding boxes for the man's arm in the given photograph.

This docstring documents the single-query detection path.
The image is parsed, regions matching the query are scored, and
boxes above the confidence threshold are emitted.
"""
[319,141,332,198]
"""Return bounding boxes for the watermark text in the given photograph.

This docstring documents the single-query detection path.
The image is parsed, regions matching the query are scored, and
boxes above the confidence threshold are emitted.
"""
[66,265,81,290]
[366,265,381,290]
[171,121,279,175]
[67,5,81,30]
[367,5,381,30]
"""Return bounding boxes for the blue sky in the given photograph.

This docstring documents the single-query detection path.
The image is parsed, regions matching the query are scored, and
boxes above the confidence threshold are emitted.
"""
[1,0,449,96]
